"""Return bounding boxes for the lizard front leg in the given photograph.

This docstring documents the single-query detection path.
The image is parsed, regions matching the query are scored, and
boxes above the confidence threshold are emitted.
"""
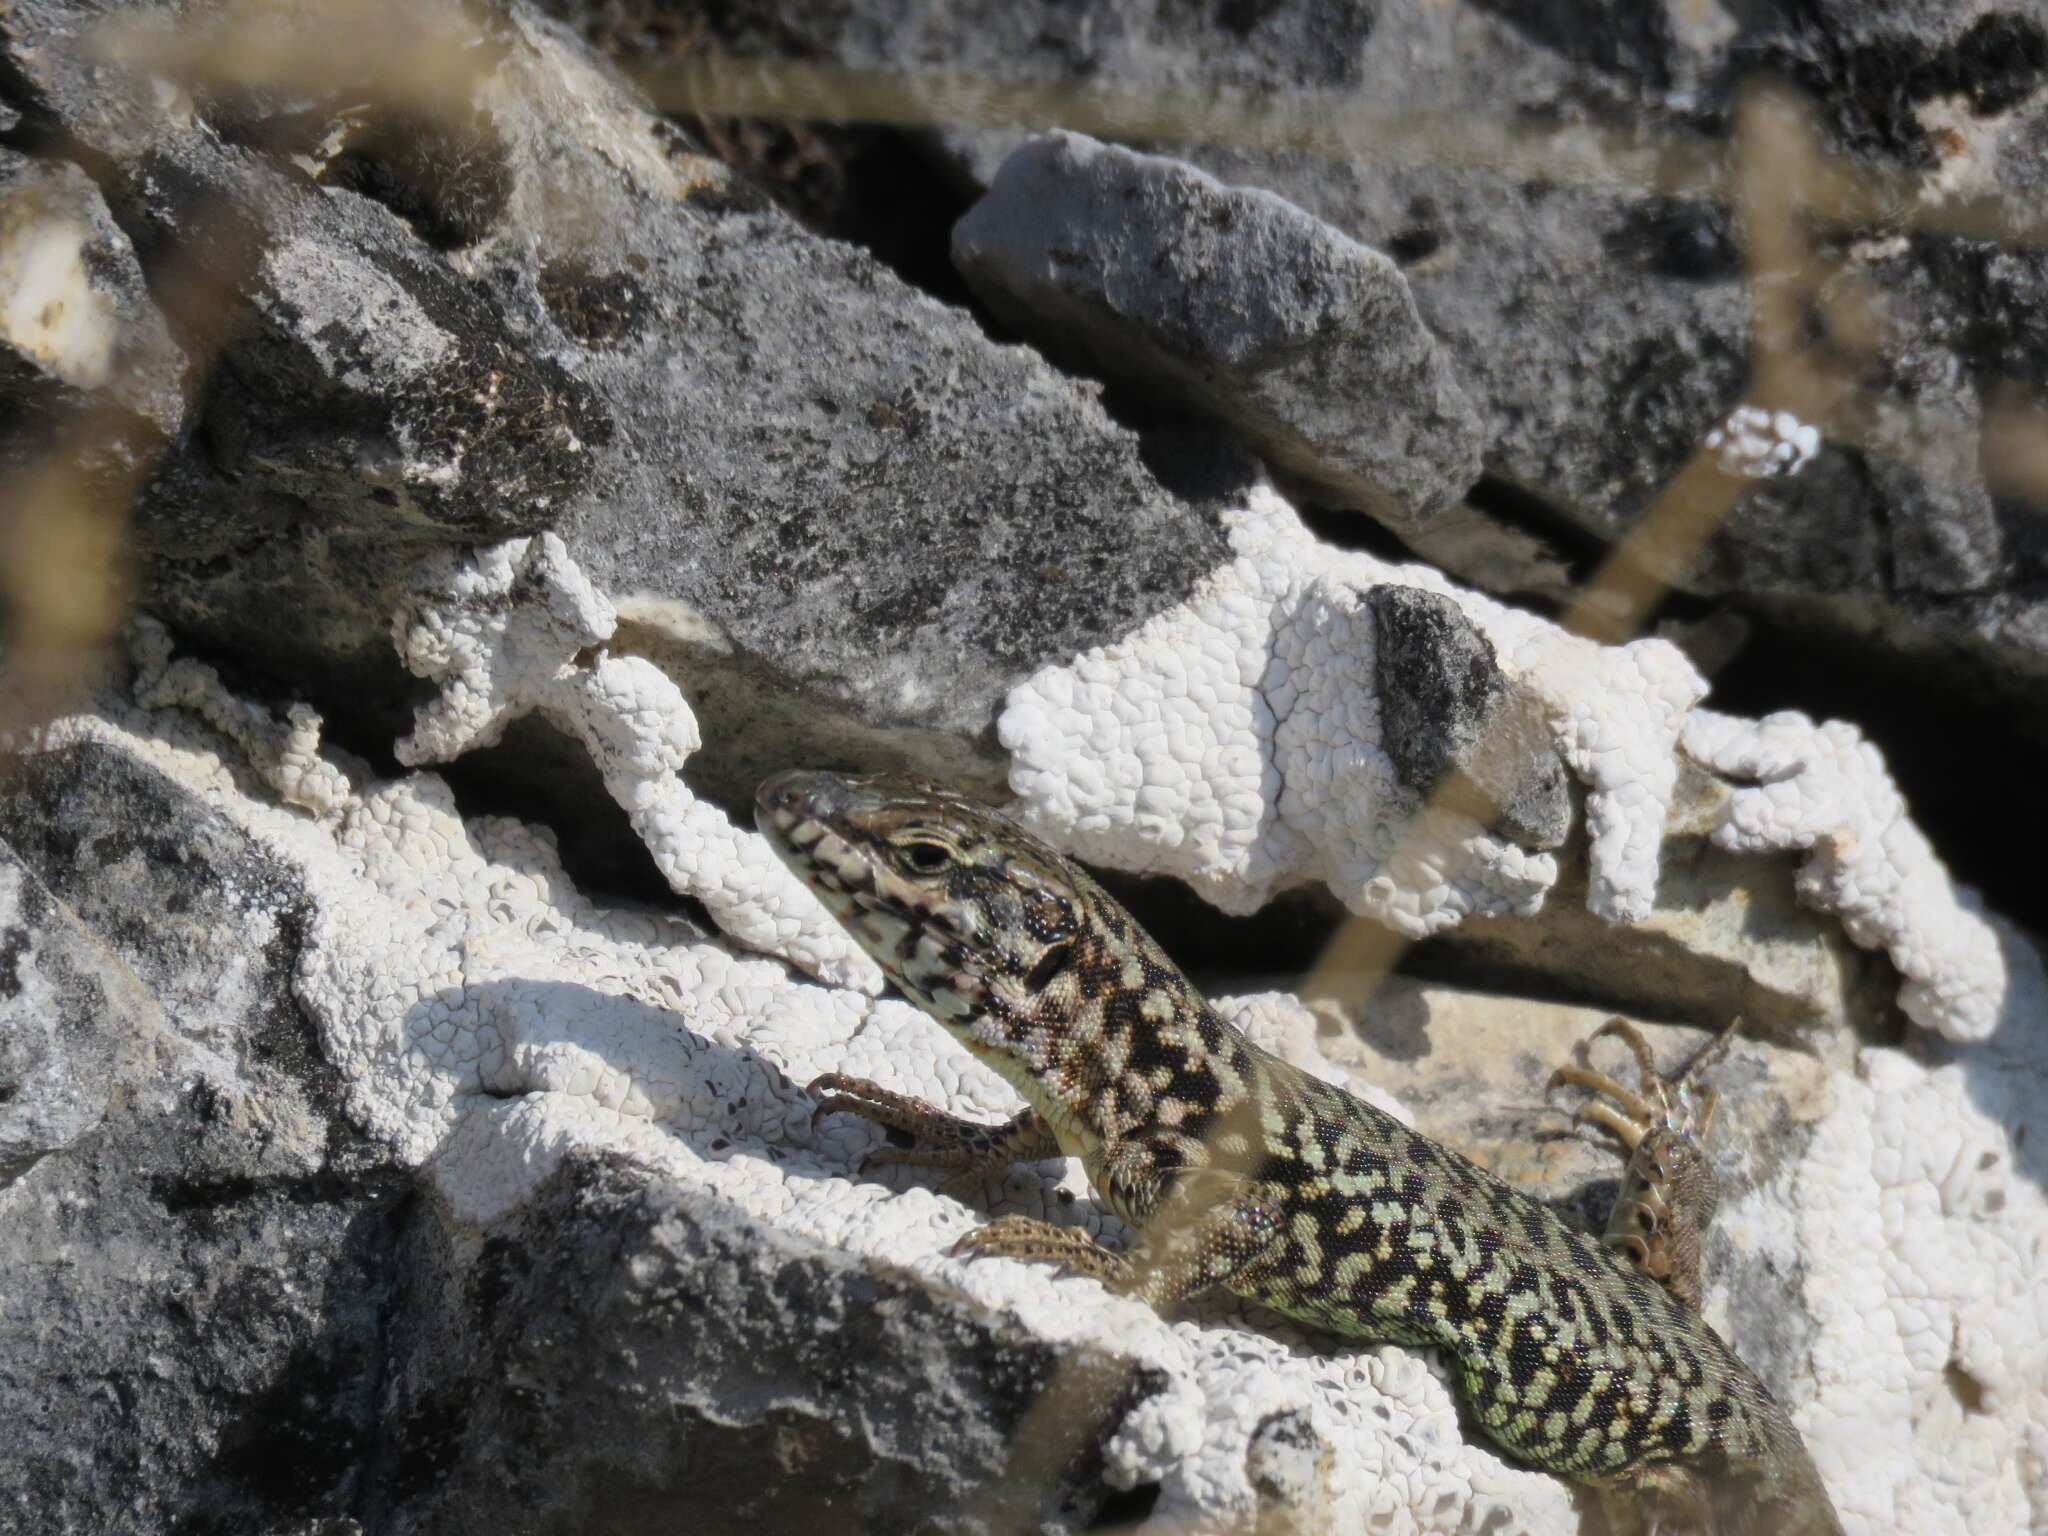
[808,1072,1062,1187]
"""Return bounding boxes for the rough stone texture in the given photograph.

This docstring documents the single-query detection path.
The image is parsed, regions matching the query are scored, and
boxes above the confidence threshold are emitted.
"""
[1367,583,1570,850]
[0,741,408,1535]
[952,132,1484,530]
[1405,760,1900,1045]
[0,737,1157,1536]
[0,843,147,1186]
[0,150,190,476]
[3,0,605,548]
[16,651,2045,1535]
[573,0,2048,882]
[390,1154,1153,1536]
[0,0,1234,837]
[4,0,2048,1529]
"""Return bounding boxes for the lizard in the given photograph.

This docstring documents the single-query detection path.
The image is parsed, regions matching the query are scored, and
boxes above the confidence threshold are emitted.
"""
[755,768,1844,1535]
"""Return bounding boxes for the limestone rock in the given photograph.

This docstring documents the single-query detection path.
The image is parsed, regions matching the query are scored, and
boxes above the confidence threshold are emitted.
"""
[952,132,1484,530]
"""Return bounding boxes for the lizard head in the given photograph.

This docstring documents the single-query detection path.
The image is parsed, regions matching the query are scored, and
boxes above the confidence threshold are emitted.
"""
[756,769,1084,1027]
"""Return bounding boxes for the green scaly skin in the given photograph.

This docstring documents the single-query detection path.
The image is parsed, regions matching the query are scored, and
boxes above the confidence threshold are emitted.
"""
[756,770,1843,1535]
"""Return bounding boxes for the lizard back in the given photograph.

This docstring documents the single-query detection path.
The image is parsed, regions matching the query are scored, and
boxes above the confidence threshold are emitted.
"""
[757,769,1841,1533]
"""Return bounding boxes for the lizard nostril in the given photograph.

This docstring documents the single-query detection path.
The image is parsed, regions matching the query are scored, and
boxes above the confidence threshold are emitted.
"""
[757,769,846,825]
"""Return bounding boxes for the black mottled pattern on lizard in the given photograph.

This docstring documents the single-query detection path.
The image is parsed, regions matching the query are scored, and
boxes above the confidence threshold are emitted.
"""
[757,769,1843,1535]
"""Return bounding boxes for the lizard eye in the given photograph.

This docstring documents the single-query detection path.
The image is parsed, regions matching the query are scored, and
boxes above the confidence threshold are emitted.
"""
[896,840,952,875]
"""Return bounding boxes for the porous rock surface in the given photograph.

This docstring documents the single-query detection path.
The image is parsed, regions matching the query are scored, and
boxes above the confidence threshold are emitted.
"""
[5,546,2044,1533]
[1,0,2046,1532]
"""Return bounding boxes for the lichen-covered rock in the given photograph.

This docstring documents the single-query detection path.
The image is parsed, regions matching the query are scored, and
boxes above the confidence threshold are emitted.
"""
[0,0,1236,850]
[952,132,1484,530]
[9,623,2044,1535]
[587,0,2048,893]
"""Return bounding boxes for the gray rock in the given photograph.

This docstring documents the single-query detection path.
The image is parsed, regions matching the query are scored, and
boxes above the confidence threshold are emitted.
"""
[0,845,150,1186]
[0,741,406,1535]
[0,736,1166,1535]
[952,132,1484,529]
[0,0,1236,849]
[2,3,601,547]
[1367,584,1571,849]
[0,150,190,475]
[572,0,2048,875]
[386,1154,1157,1536]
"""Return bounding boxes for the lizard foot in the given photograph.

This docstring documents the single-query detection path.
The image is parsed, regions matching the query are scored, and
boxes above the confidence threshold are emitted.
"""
[949,1214,1137,1289]
[1547,1017,1739,1312]
[806,1072,1059,1187]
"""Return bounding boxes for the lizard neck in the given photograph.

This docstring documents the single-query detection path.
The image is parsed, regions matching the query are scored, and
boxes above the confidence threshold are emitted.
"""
[957,894,1267,1176]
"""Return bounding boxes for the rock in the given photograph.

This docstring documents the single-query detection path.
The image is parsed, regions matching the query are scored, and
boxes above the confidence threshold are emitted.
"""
[389,1153,1155,1536]
[5,0,2048,1527]
[951,132,1484,530]
[0,730,1157,1536]
[0,844,148,1186]
[1366,584,1570,849]
[0,740,407,1535]
[576,0,2048,910]
[23,659,2048,1534]
[0,0,1236,858]
[0,151,189,473]
[3,685,1586,1534]
[1405,819,1897,1050]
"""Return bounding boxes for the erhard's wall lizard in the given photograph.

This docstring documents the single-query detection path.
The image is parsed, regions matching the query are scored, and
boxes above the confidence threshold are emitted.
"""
[757,769,1844,1535]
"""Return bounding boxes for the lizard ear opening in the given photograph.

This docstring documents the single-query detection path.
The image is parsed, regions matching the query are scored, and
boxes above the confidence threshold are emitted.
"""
[1023,941,1075,994]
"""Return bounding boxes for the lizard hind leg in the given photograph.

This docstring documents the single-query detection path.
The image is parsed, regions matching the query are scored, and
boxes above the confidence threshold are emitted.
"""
[1586,1463,1716,1536]
[1547,1018,1738,1314]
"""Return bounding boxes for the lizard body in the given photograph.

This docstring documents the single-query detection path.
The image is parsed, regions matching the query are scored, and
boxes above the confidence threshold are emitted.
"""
[757,769,1843,1535]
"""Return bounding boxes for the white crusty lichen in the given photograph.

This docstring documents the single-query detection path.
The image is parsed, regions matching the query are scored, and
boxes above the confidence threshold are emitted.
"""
[390,532,884,995]
[26,633,1575,1536]
[128,616,354,815]
[1002,484,1702,933]
[21,615,2046,1536]
[1683,709,2006,1041]
[1771,958,2048,1533]
[1000,484,2014,1040]
[1704,404,1822,479]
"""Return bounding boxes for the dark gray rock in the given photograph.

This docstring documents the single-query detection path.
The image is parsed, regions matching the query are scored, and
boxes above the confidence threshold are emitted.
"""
[384,1153,1156,1536]
[555,201,1234,810]
[0,741,409,1536]
[0,735,1166,1535]
[0,0,1236,848]
[1368,584,1571,850]
[952,132,1484,530]
[3,3,602,547]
